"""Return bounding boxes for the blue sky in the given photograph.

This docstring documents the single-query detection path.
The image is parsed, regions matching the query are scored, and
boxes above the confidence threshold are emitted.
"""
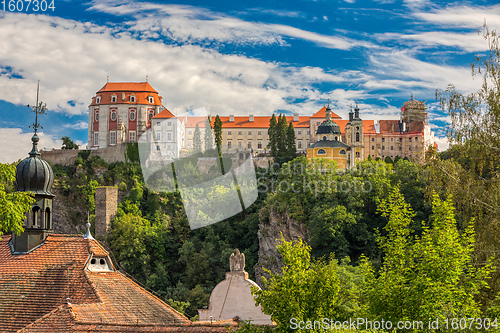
[0,0,499,162]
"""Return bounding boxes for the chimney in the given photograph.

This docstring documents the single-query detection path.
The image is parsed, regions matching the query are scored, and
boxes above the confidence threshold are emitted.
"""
[402,122,407,132]
[229,115,234,122]
[122,93,125,101]
[95,186,118,239]
[293,113,299,122]
[249,115,254,122]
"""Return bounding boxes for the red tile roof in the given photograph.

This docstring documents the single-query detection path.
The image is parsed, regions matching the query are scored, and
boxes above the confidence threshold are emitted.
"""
[153,109,176,119]
[0,234,195,332]
[378,120,425,134]
[311,106,342,119]
[97,82,158,93]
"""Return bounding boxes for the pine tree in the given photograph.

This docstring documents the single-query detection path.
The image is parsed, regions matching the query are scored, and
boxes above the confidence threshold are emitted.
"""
[193,124,202,153]
[286,122,296,156]
[277,114,288,156]
[213,115,224,174]
[204,116,213,152]
[268,114,278,156]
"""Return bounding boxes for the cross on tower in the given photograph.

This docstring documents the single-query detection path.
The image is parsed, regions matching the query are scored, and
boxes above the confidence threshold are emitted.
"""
[27,81,47,135]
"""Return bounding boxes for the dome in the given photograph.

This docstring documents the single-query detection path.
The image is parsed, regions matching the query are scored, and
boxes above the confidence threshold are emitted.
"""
[15,134,55,196]
[316,119,341,135]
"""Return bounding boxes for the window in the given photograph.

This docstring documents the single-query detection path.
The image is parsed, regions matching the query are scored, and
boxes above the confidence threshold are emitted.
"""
[238,141,242,148]
[340,149,346,155]
[167,121,172,126]
[355,132,360,142]
[110,131,116,145]
[382,137,385,142]
[317,149,326,155]
[371,137,375,142]
[167,144,172,151]
[130,95,136,102]
[148,112,154,121]
[399,147,402,151]
[398,138,402,142]
[390,146,394,150]
[415,137,418,141]
[156,132,161,141]
[248,141,252,149]
[228,141,232,149]
[228,131,232,135]
[238,131,242,136]
[129,131,136,143]
[258,141,262,149]
[156,121,161,126]
[32,207,40,227]
[156,145,160,151]
[307,130,310,135]
[93,132,99,146]
[110,111,117,121]
[335,136,338,141]
[111,95,117,103]
[167,132,172,141]
[409,137,412,142]
[248,131,252,135]
[96,96,101,104]
[323,136,327,141]
[129,110,136,121]
[355,152,360,157]
[94,111,99,122]
[258,131,262,136]
[356,126,360,131]
[149,96,154,104]
[298,141,302,149]
[45,208,51,229]
[390,137,394,142]
[372,145,375,150]
[298,130,302,135]
[188,131,192,135]
[382,146,385,150]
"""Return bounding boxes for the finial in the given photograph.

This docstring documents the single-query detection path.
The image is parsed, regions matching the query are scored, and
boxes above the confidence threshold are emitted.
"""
[411,93,414,101]
[327,98,330,108]
[350,104,353,112]
[27,81,47,157]
[146,75,149,82]
[83,212,94,240]
[107,75,109,82]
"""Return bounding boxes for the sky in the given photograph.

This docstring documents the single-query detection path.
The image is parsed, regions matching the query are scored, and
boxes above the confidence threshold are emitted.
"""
[0,0,499,163]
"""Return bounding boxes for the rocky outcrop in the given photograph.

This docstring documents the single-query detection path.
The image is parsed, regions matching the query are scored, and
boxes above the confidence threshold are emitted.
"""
[254,206,307,285]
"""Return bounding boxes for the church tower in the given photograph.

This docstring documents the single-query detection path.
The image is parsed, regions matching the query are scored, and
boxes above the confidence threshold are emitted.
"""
[12,86,55,253]
[345,103,364,168]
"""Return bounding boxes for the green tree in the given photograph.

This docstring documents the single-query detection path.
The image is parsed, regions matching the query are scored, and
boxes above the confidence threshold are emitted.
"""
[268,114,278,157]
[204,116,214,152]
[286,122,296,156]
[393,155,402,164]
[213,115,224,173]
[193,124,202,153]
[254,238,361,332]
[61,136,79,149]
[277,115,288,156]
[362,187,492,327]
[384,156,393,164]
[0,163,35,235]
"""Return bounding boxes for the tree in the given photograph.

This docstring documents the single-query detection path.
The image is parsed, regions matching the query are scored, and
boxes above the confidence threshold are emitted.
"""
[61,136,79,149]
[268,114,278,156]
[276,115,288,156]
[213,115,224,173]
[204,116,213,152]
[0,163,35,235]
[362,187,492,326]
[393,155,402,164]
[253,238,361,331]
[193,124,202,153]
[286,122,296,156]
[384,156,393,164]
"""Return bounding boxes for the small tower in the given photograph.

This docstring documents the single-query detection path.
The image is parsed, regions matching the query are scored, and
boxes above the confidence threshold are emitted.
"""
[12,84,55,253]
[346,102,364,168]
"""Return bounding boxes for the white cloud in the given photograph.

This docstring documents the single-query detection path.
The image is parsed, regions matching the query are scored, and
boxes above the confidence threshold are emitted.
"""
[433,135,450,151]
[0,128,63,163]
[416,5,500,30]
[64,121,88,130]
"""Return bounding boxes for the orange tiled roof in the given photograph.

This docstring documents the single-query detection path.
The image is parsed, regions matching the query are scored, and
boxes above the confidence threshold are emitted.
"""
[184,116,311,128]
[97,82,158,93]
[378,120,425,134]
[0,234,190,333]
[311,106,342,119]
[153,109,176,119]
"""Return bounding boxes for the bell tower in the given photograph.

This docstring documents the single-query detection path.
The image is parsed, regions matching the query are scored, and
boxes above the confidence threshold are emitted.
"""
[12,83,55,253]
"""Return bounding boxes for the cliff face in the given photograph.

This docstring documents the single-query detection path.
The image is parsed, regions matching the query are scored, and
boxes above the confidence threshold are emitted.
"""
[254,206,307,284]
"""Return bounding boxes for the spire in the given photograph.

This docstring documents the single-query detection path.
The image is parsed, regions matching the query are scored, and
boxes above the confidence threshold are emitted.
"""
[27,81,47,157]
[354,100,360,119]
[83,212,94,240]
[348,104,354,122]
[325,100,332,121]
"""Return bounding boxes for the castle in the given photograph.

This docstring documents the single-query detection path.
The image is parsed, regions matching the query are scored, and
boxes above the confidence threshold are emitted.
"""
[85,81,435,165]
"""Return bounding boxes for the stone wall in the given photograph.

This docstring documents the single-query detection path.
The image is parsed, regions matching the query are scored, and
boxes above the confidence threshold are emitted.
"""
[41,145,128,166]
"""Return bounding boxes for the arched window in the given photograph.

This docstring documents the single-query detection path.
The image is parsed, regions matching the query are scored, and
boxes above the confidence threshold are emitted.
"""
[355,132,360,142]
[130,95,136,103]
[111,95,117,103]
[322,136,327,141]
[45,208,51,229]
[340,149,346,155]
[356,126,360,131]
[317,149,326,155]
[94,110,99,122]
[355,152,360,157]
[110,111,117,121]
[96,96,101,104]
[335,136,338,141]
[32,207,40,227]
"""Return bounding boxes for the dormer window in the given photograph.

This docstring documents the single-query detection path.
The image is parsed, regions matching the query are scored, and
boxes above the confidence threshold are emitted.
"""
[96,96,101,104]
[87,256,113,272]
[111,95,117,103]
[130,95,136,103]
[148,96,154,104]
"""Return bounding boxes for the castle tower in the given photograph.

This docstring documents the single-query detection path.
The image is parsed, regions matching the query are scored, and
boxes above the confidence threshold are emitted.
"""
[88,82,164,149]
[402,94,427,124]
[345,103,364,168]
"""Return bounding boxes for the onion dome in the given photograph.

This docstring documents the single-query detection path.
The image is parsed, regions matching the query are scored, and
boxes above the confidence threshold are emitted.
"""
[316,105,341,135]
[15,134,55,197]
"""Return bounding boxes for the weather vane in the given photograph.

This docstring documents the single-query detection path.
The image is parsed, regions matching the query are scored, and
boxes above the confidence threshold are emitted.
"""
[27,80,47,135]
